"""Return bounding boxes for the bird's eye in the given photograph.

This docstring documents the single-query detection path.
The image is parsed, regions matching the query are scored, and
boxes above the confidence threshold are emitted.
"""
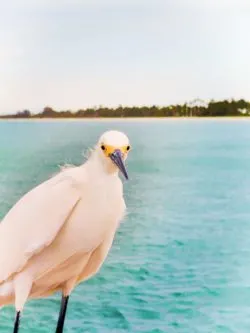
[126,145,130,151]
[101,145,106,151]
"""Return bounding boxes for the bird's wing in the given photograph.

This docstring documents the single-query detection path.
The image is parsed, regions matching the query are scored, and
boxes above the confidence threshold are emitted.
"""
[0,170,82,283]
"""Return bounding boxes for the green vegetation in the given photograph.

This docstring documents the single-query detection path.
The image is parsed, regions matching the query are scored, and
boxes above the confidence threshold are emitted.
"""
[1,99,250,118]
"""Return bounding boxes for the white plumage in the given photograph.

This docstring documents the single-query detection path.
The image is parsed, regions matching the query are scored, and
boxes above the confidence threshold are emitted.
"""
[0,130,131,333]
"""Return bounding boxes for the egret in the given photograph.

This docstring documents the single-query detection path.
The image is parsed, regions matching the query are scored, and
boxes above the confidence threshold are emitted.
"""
[0,130,131,333]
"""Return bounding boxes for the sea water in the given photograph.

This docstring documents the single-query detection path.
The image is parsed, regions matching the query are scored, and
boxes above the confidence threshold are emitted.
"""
[1,119,250,333]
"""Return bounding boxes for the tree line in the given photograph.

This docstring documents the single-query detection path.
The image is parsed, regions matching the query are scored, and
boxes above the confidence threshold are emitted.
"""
[1,99,250,119]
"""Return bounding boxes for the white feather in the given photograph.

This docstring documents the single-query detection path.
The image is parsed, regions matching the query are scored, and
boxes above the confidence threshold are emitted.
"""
[0,281,13,297]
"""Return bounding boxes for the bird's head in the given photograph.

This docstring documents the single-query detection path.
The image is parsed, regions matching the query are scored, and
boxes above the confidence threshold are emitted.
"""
[96,130,131,180]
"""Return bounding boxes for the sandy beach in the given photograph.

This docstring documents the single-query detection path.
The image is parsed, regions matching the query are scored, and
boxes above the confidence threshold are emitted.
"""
[1,116,250,122]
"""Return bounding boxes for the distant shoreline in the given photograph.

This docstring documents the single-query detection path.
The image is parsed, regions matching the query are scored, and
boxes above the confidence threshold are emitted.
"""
[2,100,249,118]
[1,116,250,122]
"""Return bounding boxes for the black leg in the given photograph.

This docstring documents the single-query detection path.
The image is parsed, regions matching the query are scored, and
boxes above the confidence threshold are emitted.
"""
[13,311,21,333]
[55,295,69,333]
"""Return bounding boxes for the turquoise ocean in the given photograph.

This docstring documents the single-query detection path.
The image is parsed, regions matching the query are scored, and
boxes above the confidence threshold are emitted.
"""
[1,118,250,333]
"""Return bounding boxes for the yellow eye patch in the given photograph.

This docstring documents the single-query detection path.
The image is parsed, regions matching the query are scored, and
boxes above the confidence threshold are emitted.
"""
[101,144,131,156]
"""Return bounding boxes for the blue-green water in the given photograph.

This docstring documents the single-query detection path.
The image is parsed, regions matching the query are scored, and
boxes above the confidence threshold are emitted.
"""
[1,119,250,333]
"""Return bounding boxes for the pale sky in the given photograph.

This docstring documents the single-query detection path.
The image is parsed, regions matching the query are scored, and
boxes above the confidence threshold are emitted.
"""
[0,0,250,114]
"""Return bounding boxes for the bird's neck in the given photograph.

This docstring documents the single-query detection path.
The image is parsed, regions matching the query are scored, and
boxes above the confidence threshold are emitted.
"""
[84,150,119,179]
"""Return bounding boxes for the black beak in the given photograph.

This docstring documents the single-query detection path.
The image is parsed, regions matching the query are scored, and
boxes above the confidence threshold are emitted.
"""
[110,149,129,180]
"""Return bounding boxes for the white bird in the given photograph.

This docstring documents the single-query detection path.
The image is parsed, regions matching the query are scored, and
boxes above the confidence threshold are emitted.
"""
[0,130,131,333]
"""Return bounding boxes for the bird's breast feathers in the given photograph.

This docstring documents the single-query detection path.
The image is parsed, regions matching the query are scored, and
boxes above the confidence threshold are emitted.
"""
[49,166,126,253]
[65,177,126,251]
